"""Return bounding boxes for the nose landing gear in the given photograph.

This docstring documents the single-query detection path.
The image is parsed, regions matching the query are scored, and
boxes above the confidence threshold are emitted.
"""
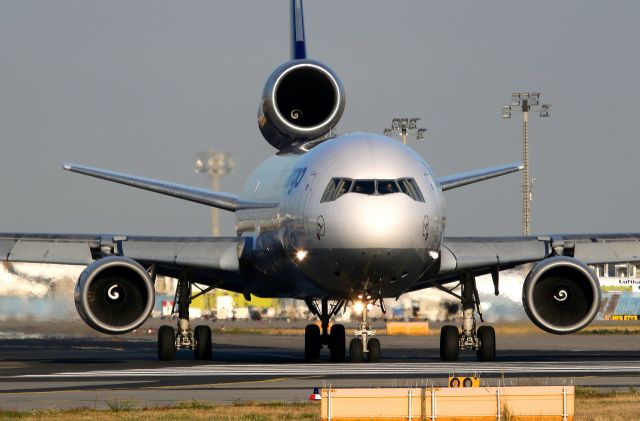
[439,273,496,362]
[350,298,381,363]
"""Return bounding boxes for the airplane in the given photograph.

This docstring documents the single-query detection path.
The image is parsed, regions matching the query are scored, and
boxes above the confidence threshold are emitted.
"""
[1,0,639,363]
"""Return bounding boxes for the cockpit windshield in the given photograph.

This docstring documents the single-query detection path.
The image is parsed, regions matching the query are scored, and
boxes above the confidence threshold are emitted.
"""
[320,177,425,202]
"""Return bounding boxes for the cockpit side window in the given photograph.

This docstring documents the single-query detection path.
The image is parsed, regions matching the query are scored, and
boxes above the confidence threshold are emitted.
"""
[321,178,353,202]
[398,178,425,202]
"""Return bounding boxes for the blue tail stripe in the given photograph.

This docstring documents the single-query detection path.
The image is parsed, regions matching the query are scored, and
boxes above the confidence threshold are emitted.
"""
[291,0,306,59]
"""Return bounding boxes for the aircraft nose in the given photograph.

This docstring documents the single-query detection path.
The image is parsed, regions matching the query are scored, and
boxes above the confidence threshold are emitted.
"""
[323,196,425,249]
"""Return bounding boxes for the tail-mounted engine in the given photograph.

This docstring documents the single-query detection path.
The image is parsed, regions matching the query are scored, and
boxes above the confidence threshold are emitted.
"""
[522,256,601,334]
[258,60,345,150]
[75,256,155,334]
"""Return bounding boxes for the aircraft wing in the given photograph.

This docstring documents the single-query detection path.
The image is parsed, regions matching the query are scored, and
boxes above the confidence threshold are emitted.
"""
[63,163,276,211]
[0,233,252,290]
[411,233,640,290]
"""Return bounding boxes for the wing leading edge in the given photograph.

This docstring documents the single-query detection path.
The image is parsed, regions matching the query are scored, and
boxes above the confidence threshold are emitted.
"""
[63,163,276,211]
[438,162,523,191]
[410,233,640,292]
[0,233,252,292]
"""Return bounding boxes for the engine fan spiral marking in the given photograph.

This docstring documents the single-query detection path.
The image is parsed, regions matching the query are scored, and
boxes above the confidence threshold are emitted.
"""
[290,109,303,120]
[107,285,120,300]
[553,289,568,302]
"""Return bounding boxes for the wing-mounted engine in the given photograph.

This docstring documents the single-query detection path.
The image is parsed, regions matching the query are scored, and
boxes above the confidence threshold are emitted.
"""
[75,256,155,334]
[522,256,601,334]
[258,60,345,150]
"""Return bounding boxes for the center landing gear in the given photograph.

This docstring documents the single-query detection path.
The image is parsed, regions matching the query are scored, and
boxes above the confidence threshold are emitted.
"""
[350,297,382,363]
[439,273,496,362]
[158,273,214,361]
[304,298,346,362]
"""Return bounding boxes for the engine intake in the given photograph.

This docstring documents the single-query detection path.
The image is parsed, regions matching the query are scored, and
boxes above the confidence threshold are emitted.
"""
[75,256,155,334]
[522,256,600,334]
[258,60,345,150]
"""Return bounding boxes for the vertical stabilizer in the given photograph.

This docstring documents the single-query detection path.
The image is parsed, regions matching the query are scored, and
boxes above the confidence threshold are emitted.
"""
[291,0,306,59]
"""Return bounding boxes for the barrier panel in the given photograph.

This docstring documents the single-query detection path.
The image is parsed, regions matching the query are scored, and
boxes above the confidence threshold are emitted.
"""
[321,385,573,421]
[385,322,430,335]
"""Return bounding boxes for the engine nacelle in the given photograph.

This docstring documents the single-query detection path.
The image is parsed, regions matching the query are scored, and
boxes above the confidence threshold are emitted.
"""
[75,256,155,334]
[522,256,601,334]
[258,60,345,150]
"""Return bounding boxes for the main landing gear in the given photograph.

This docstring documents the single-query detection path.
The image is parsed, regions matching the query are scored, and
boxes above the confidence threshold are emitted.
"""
[158,273,214,361]
[439,273,496,362]
[304,298,347,362]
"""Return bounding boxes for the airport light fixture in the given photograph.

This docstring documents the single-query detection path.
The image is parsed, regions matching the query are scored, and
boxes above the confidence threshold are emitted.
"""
[194,149,235,236]
[502,92,551,236]
[383,117,427,145]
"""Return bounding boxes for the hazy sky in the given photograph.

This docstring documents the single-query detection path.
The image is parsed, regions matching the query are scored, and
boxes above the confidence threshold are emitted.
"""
[1,1,639,237]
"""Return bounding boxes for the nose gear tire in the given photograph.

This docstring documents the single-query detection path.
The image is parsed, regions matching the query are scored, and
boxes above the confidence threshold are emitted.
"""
[367,338,381,363]
[349,338,364,363]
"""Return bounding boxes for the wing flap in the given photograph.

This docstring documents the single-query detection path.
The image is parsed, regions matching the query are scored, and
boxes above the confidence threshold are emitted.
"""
[1,239,93,265]
[440,237,549,273]
[0,233,247,274]
[572,239,640,265]
[120,238,242,271]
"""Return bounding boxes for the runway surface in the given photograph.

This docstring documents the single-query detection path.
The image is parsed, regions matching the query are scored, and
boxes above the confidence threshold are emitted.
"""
[0,331,639,409]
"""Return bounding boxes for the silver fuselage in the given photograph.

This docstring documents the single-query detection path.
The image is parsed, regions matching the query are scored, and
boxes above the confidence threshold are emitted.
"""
[236,133,446,300]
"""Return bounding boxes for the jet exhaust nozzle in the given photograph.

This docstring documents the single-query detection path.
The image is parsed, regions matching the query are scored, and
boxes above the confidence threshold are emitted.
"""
[522,256,601,334]
[74,256,155,334]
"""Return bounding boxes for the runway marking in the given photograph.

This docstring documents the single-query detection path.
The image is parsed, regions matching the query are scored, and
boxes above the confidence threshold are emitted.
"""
[15,361,640,379]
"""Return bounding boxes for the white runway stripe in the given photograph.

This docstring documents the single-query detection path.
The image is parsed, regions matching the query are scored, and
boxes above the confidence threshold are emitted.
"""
[17,361,640,378]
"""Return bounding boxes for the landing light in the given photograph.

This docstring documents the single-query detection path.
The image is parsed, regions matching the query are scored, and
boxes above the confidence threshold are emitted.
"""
[353,301,364,314]
[429,250,440,260]
[295,250,308,261]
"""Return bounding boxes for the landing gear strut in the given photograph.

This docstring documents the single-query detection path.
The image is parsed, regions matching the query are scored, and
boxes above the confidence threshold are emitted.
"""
[439,273,496,362]
[350,298,382,363]
[304,298,346,362]
[158,273,214,361]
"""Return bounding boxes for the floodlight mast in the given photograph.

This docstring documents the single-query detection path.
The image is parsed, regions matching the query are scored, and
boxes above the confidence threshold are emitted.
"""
[502,92,550,236]
[194,149,235,236]
[383,117,427,145]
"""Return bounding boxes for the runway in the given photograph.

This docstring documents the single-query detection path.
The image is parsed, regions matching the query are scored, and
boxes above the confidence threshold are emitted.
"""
[0,331,639,410]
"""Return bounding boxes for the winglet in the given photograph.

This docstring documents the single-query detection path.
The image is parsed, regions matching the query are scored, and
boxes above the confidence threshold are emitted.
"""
[291,0,307,59]
[438,162,523,191]
[62,162,276,212]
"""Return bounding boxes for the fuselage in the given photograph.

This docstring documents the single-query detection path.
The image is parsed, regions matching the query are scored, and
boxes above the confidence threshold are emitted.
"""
[236,133,446,300]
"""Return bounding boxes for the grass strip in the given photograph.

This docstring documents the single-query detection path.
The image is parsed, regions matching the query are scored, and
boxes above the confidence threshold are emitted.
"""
[1,389,639,421]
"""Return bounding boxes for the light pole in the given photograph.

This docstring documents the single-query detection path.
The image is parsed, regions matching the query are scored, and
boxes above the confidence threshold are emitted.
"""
[194,149,235,236]
[502,92,551,236]
[383,117,427,145]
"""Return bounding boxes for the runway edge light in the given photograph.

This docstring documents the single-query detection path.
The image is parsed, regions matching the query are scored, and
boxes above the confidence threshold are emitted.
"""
[309,387,322,400]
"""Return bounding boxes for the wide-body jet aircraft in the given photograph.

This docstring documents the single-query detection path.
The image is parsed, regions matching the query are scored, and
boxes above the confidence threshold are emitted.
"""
[2,1,638,363]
